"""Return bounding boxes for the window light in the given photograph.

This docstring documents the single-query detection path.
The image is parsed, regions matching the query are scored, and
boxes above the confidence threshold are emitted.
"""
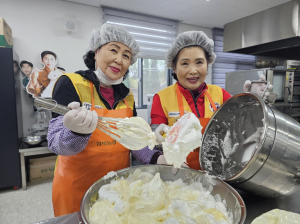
[107,21,169,33]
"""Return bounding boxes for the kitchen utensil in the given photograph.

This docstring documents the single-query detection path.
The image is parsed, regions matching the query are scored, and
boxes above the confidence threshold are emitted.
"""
[80,165,246,224]
[200,93,300,197]
[254,60,279,69]
[33,98,154,150]
[23,135,46,147]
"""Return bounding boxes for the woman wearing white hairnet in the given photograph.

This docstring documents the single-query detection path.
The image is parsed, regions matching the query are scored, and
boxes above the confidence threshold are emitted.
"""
[47,23,145,216]
[137,31,272,170]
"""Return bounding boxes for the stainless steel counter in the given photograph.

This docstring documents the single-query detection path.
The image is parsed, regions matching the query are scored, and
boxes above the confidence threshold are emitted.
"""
[238,189,300,224]
[35,189,300,224]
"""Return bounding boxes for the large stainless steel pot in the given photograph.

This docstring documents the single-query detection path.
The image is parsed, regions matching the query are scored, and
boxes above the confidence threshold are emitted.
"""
[200,93,300,197]
[80,165,246,224]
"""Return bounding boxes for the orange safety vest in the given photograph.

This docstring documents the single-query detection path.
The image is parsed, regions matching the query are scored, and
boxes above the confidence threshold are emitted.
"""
[52,81,132,217]
[158,83,223,170]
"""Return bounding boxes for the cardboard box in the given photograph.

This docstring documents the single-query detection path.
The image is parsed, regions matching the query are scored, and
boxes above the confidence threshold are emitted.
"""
[29,155,57,182]
[0,18,13,48]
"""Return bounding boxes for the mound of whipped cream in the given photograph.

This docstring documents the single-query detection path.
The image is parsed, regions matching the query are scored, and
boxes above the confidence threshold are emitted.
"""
[162,113,203,168]
[115,117,156,150]
[251,209,300,224]
[89,169,232,224]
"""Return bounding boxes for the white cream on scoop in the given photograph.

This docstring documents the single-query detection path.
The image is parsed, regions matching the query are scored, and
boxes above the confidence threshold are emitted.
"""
[115,117,156,150]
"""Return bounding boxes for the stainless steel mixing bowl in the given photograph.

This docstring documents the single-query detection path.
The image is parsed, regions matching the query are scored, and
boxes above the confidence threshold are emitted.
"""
[23,135,46,147]
[254,60,279,68]
[80,165,246,224]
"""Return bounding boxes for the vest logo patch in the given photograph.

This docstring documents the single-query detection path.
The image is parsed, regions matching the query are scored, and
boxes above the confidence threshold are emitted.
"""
[168,111,187,117]
[209,102,220,112]
[82,102,102,110]
[88,140,117,147]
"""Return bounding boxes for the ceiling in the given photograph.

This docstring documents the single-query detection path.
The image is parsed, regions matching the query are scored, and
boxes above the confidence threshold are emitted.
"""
[63,0,291,28]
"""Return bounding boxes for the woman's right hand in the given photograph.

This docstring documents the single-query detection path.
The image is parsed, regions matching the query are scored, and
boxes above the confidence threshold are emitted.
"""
[63,102,98,134]
[154,124,170,144]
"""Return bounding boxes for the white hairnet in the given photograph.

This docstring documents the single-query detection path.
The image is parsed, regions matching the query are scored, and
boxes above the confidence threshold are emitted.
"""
[86,23,140,65]
[166,31,216,68]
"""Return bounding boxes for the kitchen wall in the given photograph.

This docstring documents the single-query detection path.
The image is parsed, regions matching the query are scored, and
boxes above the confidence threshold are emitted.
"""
[0,0,212,132]
[1,0,104,136]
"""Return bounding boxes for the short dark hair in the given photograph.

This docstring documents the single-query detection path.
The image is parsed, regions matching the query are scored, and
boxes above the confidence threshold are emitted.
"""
[83,50,96,71]
[171,45,210,81]
[57,67,65,71]
[83,48,129,80]
[20,60,33,68]
[41,51,57,60]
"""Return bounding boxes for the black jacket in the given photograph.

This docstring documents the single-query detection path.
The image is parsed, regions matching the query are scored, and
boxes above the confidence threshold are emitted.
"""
[52,69,137,118]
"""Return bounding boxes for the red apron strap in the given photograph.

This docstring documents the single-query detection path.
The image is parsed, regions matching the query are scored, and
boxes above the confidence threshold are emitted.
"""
[176,83,185,117]
[89,82,95,109]
[204,91,217,112]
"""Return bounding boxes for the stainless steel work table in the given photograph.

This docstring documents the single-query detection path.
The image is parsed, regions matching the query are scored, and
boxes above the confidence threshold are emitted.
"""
[35,188,300,224]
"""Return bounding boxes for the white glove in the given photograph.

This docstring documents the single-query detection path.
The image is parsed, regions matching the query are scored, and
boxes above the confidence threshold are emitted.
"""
[243,75,273,100]
[63,102,98,134]
[154,124,170,144]
[157,155,189,174]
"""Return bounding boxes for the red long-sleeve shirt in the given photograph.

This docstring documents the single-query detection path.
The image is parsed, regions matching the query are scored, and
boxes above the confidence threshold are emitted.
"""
[151,83,232,125]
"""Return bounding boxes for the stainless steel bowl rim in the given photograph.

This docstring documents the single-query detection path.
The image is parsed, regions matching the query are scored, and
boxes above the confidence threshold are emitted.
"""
[23,135,46,142]
[80,165,246,224]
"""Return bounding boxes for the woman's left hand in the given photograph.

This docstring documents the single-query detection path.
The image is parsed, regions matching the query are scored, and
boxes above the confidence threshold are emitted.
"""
[243,74,273,100]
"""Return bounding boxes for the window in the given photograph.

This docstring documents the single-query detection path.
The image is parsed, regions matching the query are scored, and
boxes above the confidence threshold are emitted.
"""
[125,58,169,108]
[123,62,139,106]
[142,59,167,104]
[103,7,178,60]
